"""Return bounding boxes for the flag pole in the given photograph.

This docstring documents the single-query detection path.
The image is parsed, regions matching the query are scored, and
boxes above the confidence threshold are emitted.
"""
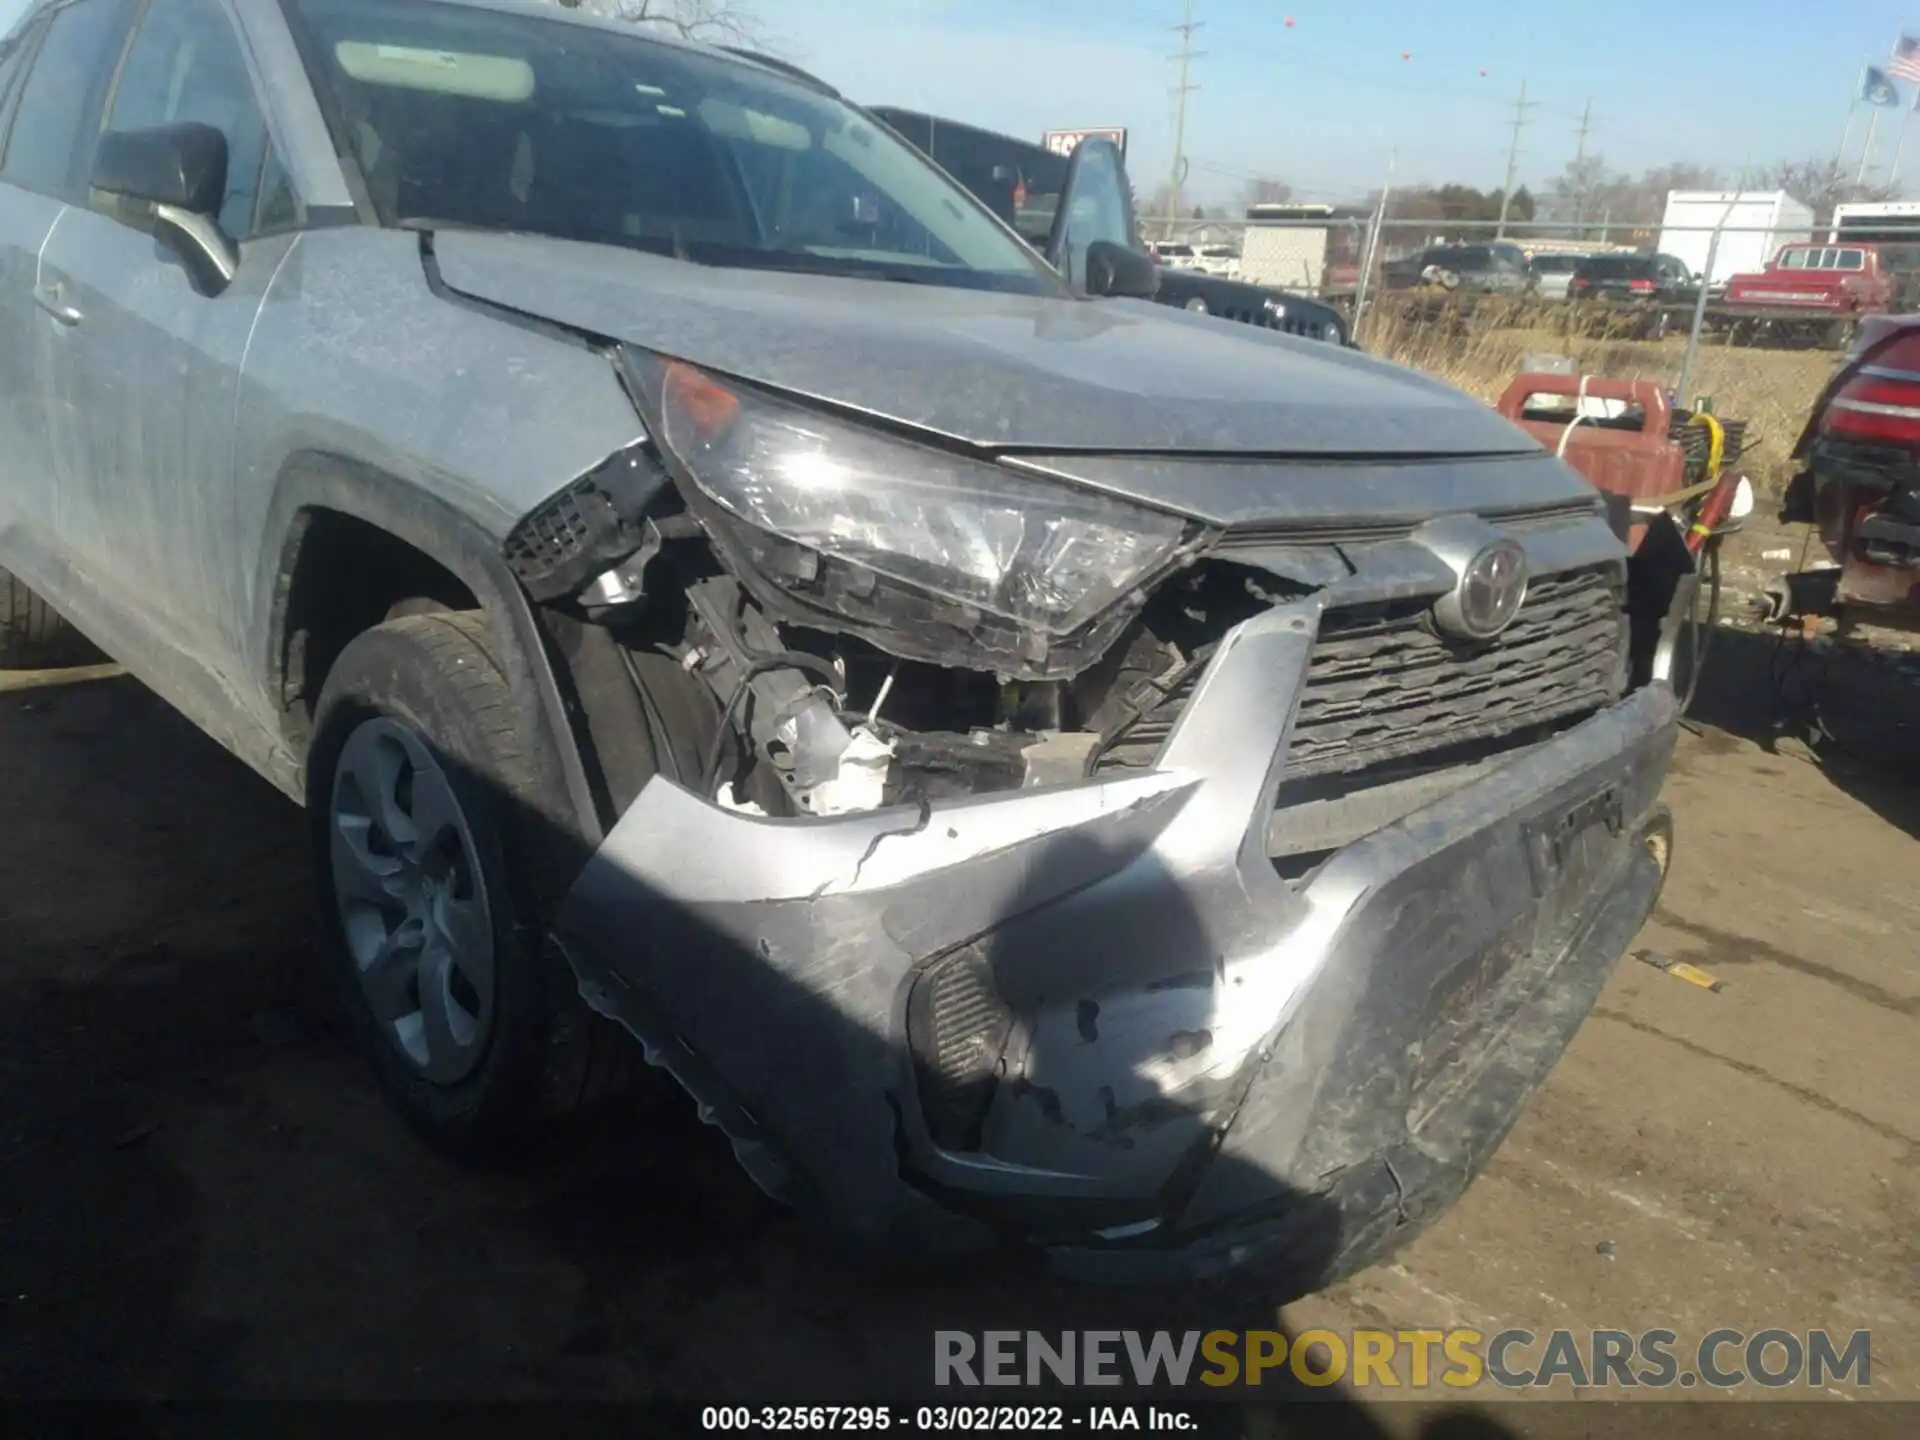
[1892,91,1917,190]
[1859,106,1882,187]
[1841,61,1869,165]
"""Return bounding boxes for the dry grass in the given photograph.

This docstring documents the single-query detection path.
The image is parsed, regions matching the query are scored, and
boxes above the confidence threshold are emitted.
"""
[1358,298,1839,492]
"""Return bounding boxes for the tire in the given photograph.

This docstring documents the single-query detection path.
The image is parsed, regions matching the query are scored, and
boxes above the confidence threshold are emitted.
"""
[1668,541,1720,717]
[0,566,90,668]
[306,611,637,1160]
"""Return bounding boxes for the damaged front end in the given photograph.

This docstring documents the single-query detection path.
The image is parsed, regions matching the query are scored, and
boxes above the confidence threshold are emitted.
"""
[501,346,1679,1289]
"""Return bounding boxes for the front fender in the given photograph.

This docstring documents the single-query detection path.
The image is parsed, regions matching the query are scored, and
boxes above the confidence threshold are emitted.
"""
[249,452,603,850]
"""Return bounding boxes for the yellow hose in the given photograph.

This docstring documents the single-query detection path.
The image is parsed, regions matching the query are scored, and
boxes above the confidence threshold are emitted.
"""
[1686,412,1728,549]
[1695,411,1726,482]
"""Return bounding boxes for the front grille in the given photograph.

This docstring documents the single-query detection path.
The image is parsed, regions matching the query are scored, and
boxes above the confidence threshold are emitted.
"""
[1216,304,1331,341]
[1288,566,1627,778]
[1094,565,1627,780]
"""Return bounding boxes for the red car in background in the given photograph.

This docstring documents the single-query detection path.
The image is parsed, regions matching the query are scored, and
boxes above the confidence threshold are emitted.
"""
[1722,242,1916,345]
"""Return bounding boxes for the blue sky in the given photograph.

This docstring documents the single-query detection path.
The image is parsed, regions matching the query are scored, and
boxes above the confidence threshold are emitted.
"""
[4,0,1913,200]
[768,0,1918,202]
[771,0,1920,203]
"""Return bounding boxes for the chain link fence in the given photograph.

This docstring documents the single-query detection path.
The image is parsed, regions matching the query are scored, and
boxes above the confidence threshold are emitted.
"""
[1133,214,1920,492]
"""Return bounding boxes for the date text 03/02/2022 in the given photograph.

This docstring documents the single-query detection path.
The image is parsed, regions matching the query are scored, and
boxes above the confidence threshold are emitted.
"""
[700,1405,1200,1431]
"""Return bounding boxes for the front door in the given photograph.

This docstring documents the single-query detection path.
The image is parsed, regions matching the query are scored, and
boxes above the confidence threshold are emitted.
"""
[0,0,135,592]
[39,0,298,702]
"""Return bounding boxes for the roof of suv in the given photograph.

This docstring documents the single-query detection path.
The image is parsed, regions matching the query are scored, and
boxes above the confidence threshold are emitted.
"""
[1575,253,1660,276]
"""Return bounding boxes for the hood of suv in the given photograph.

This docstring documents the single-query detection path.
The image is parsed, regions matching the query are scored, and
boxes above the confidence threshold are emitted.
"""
[433,232,1541,458]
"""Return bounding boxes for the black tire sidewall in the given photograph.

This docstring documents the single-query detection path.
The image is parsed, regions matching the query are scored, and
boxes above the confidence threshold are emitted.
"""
[306,615,563,1158]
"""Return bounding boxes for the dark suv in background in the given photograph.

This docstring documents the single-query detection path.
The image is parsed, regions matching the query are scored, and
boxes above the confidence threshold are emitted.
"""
[1383,242,1532,294]
[870,107,1352,346]
[1570,253,1698,303]
[1569,253,1699,337]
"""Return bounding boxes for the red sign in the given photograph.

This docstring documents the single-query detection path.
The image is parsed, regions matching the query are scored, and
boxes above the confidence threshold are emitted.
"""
[1042,128,1129,161]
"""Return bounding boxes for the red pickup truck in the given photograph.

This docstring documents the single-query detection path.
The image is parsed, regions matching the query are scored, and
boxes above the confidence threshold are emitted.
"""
[1721,242,1916,344]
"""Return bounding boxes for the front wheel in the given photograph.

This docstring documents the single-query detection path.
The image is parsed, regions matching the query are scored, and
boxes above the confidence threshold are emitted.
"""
[1666,541,1721,716]
[307,612,635,1159]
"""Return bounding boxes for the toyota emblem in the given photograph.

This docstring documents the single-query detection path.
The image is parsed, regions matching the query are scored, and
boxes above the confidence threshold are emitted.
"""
[1436,539,1529,640]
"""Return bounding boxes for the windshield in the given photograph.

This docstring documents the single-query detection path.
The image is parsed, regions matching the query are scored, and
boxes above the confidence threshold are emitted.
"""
[1530,255,1580,273]
[285,0,1062,294]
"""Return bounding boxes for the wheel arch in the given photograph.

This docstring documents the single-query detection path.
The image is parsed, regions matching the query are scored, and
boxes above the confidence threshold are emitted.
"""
[252,450,604,849]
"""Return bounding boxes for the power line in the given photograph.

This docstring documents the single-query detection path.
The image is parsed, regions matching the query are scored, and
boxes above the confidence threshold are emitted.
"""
[1166,0,1204,218]
[1494,78,1538,239]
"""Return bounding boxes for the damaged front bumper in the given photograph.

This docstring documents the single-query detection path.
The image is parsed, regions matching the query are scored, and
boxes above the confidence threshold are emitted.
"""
[556,595,1678,1290]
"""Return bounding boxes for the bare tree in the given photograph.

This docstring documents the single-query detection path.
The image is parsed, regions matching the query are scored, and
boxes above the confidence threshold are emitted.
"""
[1755,158,1897,225]
[1543,153,1612,225]
[1239,177,1294,210]
[553,0,759,43]
[1540,155,1725,234]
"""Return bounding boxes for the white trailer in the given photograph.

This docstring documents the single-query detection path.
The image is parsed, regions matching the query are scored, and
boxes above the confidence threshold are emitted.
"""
[1830,200,1920,243]
[1657,191,1814,288]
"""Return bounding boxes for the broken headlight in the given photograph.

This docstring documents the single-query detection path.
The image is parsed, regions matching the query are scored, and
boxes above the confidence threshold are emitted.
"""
[641,358,1191,675]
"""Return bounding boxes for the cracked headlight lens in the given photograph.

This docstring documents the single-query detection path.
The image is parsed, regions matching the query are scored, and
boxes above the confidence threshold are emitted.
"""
[649,360,1188,640]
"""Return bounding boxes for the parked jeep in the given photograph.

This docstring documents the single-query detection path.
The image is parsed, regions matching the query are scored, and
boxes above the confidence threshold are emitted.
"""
[868,107,1353,346]
[0,0,1675,1292]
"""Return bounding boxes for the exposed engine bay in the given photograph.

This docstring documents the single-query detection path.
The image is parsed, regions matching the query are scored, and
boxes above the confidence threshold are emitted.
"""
[502,350,1651,871]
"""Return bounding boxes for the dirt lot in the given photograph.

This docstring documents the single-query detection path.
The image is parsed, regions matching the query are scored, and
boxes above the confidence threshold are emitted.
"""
[0,631,1915,1431]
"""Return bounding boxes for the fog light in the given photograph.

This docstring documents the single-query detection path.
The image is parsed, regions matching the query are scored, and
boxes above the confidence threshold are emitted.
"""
[907,945,1013,1152]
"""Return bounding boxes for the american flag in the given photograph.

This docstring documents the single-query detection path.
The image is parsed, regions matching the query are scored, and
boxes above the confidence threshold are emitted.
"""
[1891,34,1920,83]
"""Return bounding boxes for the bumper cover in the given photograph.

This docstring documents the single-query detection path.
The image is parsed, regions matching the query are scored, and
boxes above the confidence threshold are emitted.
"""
[556,596,1677,1285]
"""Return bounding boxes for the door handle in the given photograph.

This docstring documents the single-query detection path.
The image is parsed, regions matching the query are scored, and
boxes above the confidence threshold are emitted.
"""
[34,283,82,327]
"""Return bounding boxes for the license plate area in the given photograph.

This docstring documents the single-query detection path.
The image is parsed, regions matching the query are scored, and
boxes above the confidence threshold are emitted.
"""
[1527,784,1624,899]
[1407,785,1627,1124]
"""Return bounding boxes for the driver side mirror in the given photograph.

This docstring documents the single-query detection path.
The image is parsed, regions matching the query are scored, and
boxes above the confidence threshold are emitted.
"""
[91,122,239,295]
[1085,239,1159,300]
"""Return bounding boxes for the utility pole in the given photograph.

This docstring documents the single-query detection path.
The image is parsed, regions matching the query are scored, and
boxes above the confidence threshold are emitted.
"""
[1166,0,1204,226]
[1494,78,1538,240]
[1570,99,1593,236]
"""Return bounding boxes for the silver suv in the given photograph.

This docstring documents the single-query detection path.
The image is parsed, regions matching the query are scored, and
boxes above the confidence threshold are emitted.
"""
[0,0,1677,1292]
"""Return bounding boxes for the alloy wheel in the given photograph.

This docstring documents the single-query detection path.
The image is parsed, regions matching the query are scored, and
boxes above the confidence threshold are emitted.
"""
[329,718,496,1084]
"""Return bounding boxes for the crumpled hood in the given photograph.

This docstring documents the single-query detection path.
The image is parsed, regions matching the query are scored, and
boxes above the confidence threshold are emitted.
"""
[432,232,1543,458]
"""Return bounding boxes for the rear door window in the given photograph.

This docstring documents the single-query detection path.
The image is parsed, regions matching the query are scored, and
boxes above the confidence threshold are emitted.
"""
[0,0,137,202]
